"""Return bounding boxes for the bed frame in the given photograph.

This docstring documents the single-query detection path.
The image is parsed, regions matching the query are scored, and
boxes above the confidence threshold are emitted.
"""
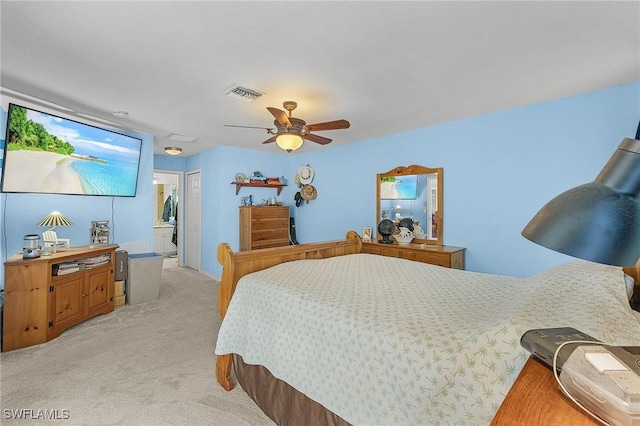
[215,231,362,390]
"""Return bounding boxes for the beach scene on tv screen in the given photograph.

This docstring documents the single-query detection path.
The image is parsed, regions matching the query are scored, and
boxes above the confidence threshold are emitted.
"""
[2,105,141,196]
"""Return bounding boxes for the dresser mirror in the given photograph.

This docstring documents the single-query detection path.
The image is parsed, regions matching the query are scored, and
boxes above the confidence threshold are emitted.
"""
[376,165,443,245]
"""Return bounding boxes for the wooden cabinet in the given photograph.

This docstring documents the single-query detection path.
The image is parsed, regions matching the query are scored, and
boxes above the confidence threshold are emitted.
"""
[361,240,466,269]
[3,245,117,352]
[239,206,290,251]
[153,226,177,255]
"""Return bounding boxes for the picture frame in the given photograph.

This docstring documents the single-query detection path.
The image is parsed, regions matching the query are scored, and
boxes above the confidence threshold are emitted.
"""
[362,227,372,241]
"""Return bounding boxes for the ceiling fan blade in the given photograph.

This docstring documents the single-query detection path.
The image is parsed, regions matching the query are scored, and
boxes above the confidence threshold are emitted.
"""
[305,119,350,131]
[225,124,275,132]
[267,107,292,127]
[304,133,332,145]
[261,135,278,144]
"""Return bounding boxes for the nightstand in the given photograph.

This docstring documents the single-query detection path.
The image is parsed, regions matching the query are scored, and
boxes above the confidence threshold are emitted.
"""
[491,356,599,425]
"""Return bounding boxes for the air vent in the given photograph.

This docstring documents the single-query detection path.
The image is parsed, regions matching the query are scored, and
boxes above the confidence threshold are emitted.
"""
[165,133,199,143]
[224,84,264,102]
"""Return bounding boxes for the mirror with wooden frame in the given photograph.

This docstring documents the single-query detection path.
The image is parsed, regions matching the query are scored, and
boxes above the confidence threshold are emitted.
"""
[376,165,443,245]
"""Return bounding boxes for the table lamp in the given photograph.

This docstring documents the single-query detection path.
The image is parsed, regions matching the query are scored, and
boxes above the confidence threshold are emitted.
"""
[522,126,640,267]
[36,211,73,231]
[36,211,73,253]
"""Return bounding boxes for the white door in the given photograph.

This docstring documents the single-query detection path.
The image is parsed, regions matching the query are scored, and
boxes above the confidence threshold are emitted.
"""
[186,170,201,271]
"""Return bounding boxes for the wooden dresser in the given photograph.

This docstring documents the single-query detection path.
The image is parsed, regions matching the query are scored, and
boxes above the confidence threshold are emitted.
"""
[239,206,290,251]
[3,245,117,351]
[361,240,466,269]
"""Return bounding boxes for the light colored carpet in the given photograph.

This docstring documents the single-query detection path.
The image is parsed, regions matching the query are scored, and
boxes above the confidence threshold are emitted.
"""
[0,261,275,426]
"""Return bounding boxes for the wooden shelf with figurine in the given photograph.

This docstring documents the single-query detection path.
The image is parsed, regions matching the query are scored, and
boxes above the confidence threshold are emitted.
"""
[231,182,287,195]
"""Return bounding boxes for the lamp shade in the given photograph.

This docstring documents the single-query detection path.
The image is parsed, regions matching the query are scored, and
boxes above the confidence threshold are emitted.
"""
[276,133,303,153]
[36,211,73,227]
[522,138,640,266]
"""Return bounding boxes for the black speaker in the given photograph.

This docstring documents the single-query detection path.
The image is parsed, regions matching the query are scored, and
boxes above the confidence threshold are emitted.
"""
[115,250,129,281]
[289,217,299,245]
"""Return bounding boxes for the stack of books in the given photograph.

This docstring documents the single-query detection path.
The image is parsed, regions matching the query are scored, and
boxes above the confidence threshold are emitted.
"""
[77,254,111,269]
[53,262,80,276]
[52,254,111,276]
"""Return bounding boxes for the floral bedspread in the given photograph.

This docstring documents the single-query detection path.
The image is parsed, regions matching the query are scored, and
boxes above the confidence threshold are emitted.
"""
[215,254,640,425]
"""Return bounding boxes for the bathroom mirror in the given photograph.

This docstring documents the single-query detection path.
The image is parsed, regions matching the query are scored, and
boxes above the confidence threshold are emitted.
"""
[154,173,178,226]
[376,165,443,245]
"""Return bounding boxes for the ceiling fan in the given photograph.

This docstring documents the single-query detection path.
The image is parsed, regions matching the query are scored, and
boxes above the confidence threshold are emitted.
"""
[225,101,350,152]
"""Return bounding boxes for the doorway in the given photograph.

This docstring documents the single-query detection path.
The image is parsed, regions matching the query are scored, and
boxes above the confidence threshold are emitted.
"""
[153,170,183,266]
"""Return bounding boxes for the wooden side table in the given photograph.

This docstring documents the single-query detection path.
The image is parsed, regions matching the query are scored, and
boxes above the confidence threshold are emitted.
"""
[491,356,599,425]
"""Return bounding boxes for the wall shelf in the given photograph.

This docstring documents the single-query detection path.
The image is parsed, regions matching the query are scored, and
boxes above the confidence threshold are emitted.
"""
[231,182,286,196]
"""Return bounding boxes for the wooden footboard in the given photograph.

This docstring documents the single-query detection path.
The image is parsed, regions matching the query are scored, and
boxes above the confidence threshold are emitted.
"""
[215,231,362,390]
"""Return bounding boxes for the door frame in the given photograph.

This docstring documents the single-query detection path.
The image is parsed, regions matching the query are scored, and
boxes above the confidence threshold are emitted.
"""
[185,169,202,271]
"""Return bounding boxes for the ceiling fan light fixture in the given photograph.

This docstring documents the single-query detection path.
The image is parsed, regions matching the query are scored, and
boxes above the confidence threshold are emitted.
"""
[276,133,303,153]
[164,146,182,156]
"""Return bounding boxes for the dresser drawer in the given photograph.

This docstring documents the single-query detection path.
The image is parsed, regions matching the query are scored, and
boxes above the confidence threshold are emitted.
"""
[414,252,451,267]
[251,206,289,219]
[251,218,289,230]
[251,228,289,244]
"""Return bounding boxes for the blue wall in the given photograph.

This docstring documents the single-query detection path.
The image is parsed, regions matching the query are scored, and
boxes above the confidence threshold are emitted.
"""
[2,82,639,288]
[291,82,640,276]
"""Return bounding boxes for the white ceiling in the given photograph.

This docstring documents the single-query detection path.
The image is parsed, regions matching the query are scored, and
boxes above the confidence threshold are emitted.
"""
[1,1,638,157]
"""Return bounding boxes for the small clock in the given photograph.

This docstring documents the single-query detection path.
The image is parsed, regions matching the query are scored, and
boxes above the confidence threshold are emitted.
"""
[377,219,396,244]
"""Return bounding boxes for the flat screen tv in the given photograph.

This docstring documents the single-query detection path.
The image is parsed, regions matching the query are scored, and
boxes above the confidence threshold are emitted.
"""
[379,175,418,200]
[1,103,142,197]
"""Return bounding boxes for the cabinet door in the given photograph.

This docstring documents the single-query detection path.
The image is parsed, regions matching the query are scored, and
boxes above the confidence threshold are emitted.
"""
[50,274,85,332]
[86,267,112,313]
[3,263,49,351]
[153,229,164,253]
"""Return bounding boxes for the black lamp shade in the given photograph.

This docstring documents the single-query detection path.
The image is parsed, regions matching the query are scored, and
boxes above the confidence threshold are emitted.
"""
[522,138,640,266]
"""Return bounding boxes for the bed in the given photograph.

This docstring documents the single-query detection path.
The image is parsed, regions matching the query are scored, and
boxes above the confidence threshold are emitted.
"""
[214,231,640,425]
